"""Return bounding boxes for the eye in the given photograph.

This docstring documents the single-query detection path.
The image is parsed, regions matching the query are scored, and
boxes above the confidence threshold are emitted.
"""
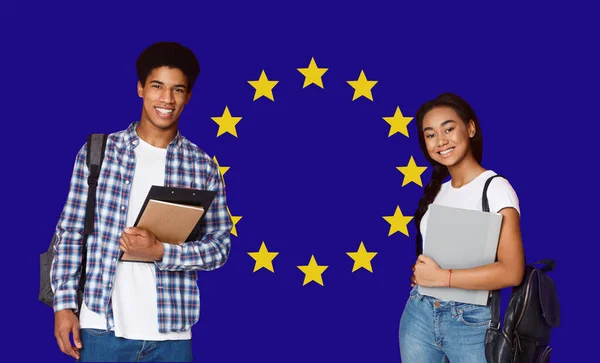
[174,88,184,93]
[152,85,161,89]
[425,133,435,139]
[444,127,454,133]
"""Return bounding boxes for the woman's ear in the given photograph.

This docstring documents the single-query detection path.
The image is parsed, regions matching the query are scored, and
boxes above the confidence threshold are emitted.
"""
[468,120,476,138]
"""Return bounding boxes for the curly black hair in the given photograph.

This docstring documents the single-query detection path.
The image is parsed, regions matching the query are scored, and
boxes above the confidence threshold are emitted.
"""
[136,42,200,91]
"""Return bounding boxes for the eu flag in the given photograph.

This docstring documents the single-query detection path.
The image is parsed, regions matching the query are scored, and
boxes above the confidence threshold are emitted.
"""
[5,0,594,361]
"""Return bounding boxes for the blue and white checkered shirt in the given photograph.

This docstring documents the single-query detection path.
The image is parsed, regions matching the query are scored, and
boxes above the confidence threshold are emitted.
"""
[51,121,232,333]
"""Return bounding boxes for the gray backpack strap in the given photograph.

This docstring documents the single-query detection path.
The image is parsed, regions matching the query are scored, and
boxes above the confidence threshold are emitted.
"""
[77,134,108,309]
[84,134,107,234]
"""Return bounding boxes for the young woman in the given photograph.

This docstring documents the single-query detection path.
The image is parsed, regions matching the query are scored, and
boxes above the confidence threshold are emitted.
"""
[398,93,525,362]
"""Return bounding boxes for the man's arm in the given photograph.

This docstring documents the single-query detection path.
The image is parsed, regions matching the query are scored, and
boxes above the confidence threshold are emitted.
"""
[51,145,89,312]
[155,163,232,272]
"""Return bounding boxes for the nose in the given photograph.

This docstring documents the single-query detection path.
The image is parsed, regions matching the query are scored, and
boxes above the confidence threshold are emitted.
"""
[159,88,175,104]
[437,135,448,147]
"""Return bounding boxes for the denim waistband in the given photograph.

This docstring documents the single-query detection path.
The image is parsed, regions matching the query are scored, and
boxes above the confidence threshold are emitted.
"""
[410,285,491,315]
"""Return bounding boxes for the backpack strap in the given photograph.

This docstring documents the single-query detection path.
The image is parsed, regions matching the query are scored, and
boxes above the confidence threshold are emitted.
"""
[482,174,505,215]
[482,174,505,330]
[77,134,108,300]
[84,134,107,234]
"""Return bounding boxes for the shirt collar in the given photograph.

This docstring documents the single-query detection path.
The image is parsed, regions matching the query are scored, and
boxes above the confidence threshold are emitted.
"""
[123,121,184,149]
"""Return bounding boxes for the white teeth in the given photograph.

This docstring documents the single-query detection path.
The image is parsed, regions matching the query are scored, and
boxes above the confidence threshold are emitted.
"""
[440,148,454,155]
[156,107,174,115]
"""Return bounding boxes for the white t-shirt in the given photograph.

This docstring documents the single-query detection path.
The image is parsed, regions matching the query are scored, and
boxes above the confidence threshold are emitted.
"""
[79,137,191,340]
[420,170,520,250]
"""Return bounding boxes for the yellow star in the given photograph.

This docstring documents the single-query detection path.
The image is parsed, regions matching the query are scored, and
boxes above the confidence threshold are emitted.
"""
[211,106,242,137]
[383,106,413,137]
[212,156,230,186]
[297,57,328,88]
[227,206,242,237]
[383,205,414,237]
[396,156,428,187]
[297,255,328,286]
[248,70,279,101]
[346,241,378,273]
[248,241,279,273]
[347,70,378,101]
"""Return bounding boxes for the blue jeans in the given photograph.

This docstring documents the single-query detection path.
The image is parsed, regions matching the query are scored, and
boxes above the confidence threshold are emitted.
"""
[399,286,491,363]
[78,329,193,362]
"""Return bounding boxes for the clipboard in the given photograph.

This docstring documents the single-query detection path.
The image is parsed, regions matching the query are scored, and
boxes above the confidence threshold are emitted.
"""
[119,185,218,263]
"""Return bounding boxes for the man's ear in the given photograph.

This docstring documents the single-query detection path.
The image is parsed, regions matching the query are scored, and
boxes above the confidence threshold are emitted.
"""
[137,81,143,98]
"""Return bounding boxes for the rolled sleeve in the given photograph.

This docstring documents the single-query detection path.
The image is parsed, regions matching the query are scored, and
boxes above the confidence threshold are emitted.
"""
[155,160,232,272]
[51,145,89,313]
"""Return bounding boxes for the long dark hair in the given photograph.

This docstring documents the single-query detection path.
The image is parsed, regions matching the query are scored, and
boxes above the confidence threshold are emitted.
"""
[413,93,483,256]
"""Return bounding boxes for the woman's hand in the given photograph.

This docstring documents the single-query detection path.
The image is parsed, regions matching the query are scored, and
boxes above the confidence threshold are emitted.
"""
[413,254,449,287]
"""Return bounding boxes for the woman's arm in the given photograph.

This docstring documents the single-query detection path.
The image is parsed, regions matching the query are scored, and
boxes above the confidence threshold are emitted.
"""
[414,207,525,290]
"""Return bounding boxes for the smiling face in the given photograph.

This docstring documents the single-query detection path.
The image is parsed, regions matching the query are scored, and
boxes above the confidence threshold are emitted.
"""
[137,66,192,132]
[421,106,476,167]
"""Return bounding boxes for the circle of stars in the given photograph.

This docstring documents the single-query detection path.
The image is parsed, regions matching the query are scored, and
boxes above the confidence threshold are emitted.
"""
[210,57,429,286]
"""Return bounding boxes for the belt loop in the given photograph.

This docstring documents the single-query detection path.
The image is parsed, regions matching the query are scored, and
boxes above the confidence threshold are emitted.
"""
[450,303,458,317]
[414,289,424,301]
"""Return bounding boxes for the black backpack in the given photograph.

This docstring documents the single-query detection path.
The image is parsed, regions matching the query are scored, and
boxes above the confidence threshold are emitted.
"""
[38,134,108,314]
[483,175,561,363]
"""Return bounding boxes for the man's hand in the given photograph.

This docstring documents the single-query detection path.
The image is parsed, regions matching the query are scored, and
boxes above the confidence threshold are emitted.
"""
[119,227,164,261]
[54,309,81,359]
[413,254,448,287]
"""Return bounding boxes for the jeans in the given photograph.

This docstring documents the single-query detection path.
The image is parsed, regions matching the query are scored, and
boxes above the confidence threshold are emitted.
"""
[399,286,491,363]
[78,329,193,362]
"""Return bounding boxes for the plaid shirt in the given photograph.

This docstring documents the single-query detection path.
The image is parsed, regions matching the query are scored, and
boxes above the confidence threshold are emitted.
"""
[51,121,232,333]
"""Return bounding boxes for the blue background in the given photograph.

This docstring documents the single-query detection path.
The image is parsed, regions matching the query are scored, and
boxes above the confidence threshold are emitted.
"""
[2,1,595,362]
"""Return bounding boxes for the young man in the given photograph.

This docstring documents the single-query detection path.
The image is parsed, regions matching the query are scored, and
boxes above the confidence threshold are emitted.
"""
[51,42,232,362]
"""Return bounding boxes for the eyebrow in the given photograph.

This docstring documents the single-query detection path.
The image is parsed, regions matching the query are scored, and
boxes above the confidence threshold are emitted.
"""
[149,80,187,90]
[423,119,456,132]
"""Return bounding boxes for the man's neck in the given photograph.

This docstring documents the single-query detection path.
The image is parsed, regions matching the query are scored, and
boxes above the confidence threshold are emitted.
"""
[135,120,177,149]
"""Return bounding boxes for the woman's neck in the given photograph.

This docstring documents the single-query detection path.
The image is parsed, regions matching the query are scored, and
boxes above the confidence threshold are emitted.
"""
[447,153,486,188]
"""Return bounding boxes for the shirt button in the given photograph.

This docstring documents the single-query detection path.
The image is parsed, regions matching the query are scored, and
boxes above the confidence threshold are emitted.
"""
[121,206,125,211]
[108,283,112,288]
[125,180,130,184]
